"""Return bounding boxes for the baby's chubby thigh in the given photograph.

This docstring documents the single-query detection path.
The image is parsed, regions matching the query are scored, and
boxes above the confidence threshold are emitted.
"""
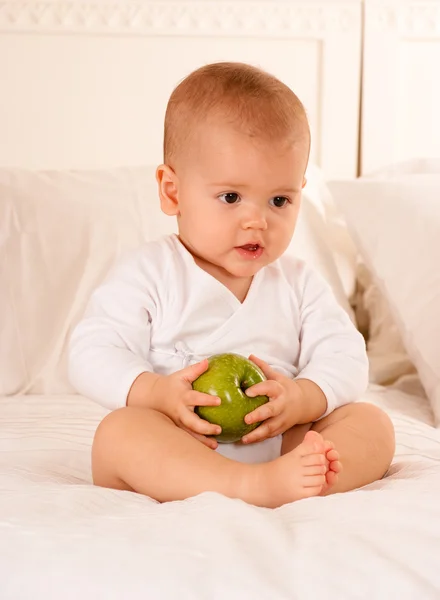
[215,435,283,464]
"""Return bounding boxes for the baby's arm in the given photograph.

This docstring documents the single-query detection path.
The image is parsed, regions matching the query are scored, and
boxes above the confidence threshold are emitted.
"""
[68,253,158,410]
[295,266,369,420]
[68,250,222,448]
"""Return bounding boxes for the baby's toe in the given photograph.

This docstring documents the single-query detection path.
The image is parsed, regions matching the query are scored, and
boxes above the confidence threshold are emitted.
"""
[329,460,342,474]
[320,470,339,495]
[326,449,339,462]
[302,430,325,454]
[324,440,335,452]
[325,470,339,487]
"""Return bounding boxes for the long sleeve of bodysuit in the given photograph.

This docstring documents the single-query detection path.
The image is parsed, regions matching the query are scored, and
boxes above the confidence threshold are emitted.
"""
[295,265,369,418]
[68,250,157,410]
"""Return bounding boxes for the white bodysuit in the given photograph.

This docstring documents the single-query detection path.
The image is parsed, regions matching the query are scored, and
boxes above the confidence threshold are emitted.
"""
[69,234,368,464]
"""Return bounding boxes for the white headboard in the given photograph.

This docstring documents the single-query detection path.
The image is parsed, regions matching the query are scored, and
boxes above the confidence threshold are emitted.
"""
[362,0,440,174]
[0,0,362,178]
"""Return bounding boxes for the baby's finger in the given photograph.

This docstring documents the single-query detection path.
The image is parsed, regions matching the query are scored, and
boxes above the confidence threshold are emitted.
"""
[182,427,218,450]
[180,409,222,437]
[242,417,283,444]
[186,390,221,408]
[245,398,283,425]
[245,380,281,400]
[181,359,209,384]
[248,355,282,381]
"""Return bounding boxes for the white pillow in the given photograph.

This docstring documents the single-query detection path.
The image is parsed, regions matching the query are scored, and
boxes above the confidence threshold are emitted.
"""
[331,175,440,425]
[354,262,415,385]
[0,166,175,396]
[303,164,359,301]
[289,196,354,319]
[0,165,351,396]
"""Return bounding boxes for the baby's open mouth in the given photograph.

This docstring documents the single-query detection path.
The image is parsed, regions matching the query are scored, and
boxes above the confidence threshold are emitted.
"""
[240,244,260,251]
[236,244,264,259]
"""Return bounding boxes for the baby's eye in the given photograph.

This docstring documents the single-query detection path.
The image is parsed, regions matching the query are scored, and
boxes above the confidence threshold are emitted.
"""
[269,196,290,208]
[218,192,240,204]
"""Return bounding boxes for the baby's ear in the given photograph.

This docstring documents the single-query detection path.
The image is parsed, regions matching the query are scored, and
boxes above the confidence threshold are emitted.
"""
[156,164,180,216]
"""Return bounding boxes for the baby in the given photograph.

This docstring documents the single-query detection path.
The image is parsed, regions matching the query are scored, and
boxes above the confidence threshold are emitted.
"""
[69,62,395,508]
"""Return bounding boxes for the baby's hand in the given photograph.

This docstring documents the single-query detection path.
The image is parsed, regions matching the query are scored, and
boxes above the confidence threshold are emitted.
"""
[152,360,222,450]
[241,355,304,445]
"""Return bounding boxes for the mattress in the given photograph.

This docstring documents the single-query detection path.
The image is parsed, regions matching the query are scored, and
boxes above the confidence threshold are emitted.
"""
[1,380,440,600]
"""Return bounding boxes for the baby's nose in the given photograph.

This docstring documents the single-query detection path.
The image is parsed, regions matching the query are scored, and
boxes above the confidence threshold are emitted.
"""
[241,207,268,230]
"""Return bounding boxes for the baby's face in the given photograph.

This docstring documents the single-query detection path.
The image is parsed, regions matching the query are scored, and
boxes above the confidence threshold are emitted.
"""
[168,122,308,284]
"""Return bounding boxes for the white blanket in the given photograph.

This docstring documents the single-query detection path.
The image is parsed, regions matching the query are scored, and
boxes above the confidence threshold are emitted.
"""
[1,381,440,600]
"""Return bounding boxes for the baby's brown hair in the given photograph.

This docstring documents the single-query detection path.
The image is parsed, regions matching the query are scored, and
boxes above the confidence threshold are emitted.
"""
[163,62,310,167]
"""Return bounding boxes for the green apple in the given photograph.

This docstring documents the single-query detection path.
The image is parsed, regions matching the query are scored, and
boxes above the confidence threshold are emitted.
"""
[193,353,269,443]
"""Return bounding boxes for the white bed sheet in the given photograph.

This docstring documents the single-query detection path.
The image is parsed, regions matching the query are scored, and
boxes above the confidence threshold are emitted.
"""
[1,382,440,600]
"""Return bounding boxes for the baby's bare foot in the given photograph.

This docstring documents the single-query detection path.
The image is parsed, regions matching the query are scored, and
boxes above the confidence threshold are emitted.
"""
[261,430,328,507]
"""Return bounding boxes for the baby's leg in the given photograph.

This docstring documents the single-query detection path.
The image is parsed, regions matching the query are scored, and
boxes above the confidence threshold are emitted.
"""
[282,403,395,494]
[92,407,329,508]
